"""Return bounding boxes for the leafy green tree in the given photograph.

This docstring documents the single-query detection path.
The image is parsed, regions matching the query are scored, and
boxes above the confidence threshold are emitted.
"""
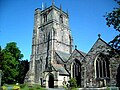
[1,42,24,84]
[105,0,120,53]
[3,42,23,60]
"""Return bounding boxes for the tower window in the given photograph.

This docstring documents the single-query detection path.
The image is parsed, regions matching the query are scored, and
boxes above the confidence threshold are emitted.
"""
[60,14,63,23]
[43,13,47,22]
[44,34,45,42]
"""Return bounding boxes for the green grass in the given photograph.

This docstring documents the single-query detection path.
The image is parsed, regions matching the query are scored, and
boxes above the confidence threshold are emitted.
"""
[20,84,46,90]
[2,84,46,90]
[68,87,78,90]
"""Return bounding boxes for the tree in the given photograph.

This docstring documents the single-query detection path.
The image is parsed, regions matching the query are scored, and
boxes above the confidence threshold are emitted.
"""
[105,0,120,53]
[1,42,24,84]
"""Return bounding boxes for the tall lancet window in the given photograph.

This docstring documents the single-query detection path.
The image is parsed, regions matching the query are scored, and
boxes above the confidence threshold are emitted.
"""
[72,59,81,86]
[95,53,110,79]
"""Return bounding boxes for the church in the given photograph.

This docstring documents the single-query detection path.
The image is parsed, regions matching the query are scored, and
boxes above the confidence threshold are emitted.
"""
[25,2,120,88]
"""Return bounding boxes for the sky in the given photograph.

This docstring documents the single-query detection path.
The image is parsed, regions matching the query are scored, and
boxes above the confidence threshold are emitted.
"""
[0,0,119,60]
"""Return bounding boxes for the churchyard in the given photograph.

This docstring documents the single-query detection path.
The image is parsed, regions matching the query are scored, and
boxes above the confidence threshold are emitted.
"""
[1,83,119,90]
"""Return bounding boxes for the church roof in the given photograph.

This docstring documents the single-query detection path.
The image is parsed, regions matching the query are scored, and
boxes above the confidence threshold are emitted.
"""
[87,37,111,54]
[77,50,87,57]
[56,50,71,62]
[84,37,113,62]
[52,64,69,75]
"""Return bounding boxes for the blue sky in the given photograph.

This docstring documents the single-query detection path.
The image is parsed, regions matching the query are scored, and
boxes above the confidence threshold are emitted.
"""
[0,0,119,60]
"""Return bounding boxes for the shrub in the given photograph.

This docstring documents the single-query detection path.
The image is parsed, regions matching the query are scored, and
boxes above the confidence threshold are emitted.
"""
[12,85,20,90]
[20,84,27,88]
[2,86,7,90]
[69,78,77,88]
[71,88,78,90]
[106,86,110,90]
[34,84,41,89]
[33,84,46,90]
[20,84,46,90]
[63,84,68,90]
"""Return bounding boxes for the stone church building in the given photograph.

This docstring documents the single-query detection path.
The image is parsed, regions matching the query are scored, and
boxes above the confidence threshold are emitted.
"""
[25,2,120,88]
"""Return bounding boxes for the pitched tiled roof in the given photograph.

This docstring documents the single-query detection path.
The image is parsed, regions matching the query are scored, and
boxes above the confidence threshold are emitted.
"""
[56,50,71,62]
[78,50,87,57]
[52,64,69,75]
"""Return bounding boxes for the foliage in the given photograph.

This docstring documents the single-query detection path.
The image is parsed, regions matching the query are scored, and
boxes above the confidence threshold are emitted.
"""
[63,84,67,89]
[2,86,7,90]
[106,86,110,90]
[68,87,78,90]
[1,42,24,84]
[71,88,78,90]
[17,60,29,84]
[1,84,46,90]
[20,83,27,88]
[105,0,120,53]
[109,34,120,54]
[13,85,20,90]
[34,84,42,89]
[20,84,46,90]
[20,84,29,90]
[105,6,120,32]
[69,78,77,88]
[1,42,29,84]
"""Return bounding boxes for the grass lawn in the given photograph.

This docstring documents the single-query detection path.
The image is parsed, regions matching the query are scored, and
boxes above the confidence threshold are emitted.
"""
[2,84,46,90]
[20,85,46,90]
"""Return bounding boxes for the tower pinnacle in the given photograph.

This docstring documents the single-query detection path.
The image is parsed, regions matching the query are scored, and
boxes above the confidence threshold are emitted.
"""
[52,0,54,6]
[60,4,62,10]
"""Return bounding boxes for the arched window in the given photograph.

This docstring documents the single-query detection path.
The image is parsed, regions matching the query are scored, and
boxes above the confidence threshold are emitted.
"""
[43,13,47,22]
[60,14,63,23]
[72,59,81,86]
[95,53,110,79]
[43,34,45,42]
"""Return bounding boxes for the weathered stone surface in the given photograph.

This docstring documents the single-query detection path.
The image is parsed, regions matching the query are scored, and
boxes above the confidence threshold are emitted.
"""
[25,3,119,88]
[25,4,72,87]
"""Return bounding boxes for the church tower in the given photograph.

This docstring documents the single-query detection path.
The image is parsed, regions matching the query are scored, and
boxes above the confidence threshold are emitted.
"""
[25,2,73,84]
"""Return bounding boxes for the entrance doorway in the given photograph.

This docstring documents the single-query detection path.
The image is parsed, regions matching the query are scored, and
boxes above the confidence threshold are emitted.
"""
[48,74,54,88]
